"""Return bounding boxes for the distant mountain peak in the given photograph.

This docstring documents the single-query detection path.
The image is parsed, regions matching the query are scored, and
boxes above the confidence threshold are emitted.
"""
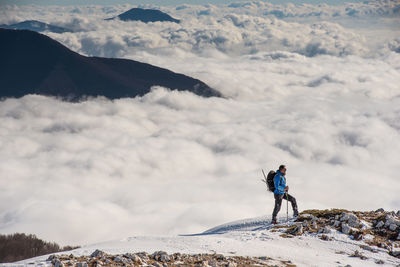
[108,8,180,23]
[0,20,72,33]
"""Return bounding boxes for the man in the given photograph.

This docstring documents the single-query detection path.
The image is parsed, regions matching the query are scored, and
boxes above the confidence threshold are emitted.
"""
[272,165,298,224]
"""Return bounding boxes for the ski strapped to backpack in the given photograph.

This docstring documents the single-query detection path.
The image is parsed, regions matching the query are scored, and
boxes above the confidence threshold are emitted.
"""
[261,169,277,192]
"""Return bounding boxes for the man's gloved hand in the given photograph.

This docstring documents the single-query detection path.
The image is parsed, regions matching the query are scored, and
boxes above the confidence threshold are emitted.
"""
[284,186,289,192]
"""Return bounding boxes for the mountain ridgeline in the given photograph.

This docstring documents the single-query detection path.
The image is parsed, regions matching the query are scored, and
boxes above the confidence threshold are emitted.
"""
[0,29,220,100]
[0,20,72,33]
[107,8,180,23]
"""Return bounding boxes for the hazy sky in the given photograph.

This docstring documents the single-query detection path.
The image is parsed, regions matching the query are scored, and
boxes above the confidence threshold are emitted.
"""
[1,0,365,6]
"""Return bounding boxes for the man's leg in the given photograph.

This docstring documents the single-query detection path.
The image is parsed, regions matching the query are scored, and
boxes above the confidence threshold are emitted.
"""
[286,193,298,216]
[272,194,283,223]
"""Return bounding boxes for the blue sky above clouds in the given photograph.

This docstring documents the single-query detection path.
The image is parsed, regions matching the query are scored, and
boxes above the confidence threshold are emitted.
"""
[1,0,366,6]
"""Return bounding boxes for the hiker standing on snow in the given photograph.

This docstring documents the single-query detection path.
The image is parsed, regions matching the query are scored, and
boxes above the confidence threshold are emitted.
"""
[272,165,298,224]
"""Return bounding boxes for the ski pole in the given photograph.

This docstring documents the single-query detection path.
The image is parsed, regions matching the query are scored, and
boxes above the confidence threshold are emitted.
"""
[286,192,289,224]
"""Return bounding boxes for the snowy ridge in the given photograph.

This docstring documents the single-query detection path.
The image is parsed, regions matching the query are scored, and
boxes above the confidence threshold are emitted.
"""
[6,211,400,267]
[197,215,295,235]
[191,215,272,235]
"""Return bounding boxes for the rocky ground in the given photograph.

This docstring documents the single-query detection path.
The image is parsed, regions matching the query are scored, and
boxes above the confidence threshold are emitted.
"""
[277,209,400,261]
[47,250,295,267]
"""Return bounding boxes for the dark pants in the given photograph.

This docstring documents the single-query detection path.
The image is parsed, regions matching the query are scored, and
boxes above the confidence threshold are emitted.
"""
[272,193,298,220]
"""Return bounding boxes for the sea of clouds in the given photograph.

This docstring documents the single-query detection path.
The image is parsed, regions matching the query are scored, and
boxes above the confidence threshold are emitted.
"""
[1,0,400,58]
[1,1,400,246]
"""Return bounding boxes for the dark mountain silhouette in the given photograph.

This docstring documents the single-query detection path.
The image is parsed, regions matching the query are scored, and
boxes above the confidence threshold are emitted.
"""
[0,29,220,100]
[0,20,72,33]
[107,8,180,23]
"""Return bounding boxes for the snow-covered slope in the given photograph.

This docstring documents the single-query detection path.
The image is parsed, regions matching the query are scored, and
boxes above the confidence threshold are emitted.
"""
[9,211,400,267]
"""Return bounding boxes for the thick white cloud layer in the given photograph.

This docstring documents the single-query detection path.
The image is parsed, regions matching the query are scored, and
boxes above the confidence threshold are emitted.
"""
[1,1,400,246]
[1,1,399,58]
[1,52,400,245]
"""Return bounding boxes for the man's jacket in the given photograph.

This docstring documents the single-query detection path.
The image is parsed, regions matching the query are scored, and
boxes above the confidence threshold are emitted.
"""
[274,170,286,195]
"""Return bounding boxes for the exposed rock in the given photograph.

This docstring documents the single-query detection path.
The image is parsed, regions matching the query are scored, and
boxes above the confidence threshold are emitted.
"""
[389,249,400,258]
[77,262,88,267]
[359,220,369,230]
[333,220,341,227]
[47,255,64,267]
[341,212,358,223]
[196,261,209,267]
[136,252,150,260]
[113,256,124,263]
[385,215,400,227]
[90,249,106,258]
[54,259,63,267]
[340,212,360,228]
[311,221,319,230]
[47,254,58,261]
[350,250,368,260]
[215,254,226,261]
[286,223,304,236]
[389,223,398,231]
[299,213,317,221]
[93,260,103,267]
[152,251,170,262]
[376,221,384,228]
[321,226,332,234]
[342,223,351,235]
[160,254,169,262]
[123,253,142,263]
[375,208,385,213]
[359,245,378,253]
[320,234,332,241]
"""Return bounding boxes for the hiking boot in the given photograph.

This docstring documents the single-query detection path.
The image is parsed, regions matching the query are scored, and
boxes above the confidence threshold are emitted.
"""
[293,210,299,217]
[271,219,278,224]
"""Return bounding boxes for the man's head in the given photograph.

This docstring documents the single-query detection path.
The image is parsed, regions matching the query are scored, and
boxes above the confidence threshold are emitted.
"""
[279,164,287,174]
